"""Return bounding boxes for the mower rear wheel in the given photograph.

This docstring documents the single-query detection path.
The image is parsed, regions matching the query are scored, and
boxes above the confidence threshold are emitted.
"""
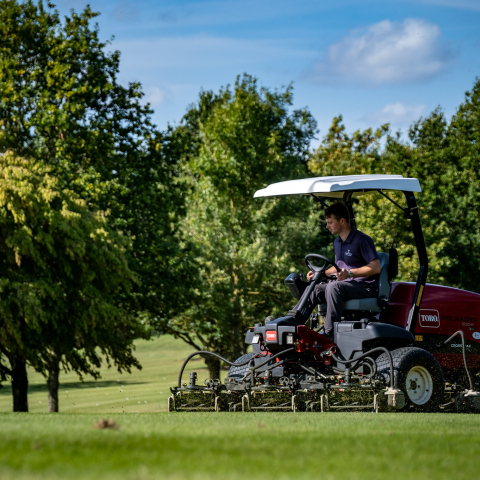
[376,347,444,412]
[227,353,254,379]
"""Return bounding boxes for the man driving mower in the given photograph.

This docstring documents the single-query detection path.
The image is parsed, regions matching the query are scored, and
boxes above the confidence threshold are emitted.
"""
[294,202,381,341]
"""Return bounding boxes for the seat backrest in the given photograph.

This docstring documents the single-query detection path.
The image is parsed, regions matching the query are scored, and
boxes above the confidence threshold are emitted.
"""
[377,252,391,299]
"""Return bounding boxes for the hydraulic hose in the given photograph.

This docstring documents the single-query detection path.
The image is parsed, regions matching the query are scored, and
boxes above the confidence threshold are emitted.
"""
[298,359,327,379]
[444,330,474,391]
[241,347,296,382]
[361,356,377,378]
[248,347,295,373]
[177,350,260,388]
[333,356,377,379]
[263,357,297,373]
[329,347,395,388]
[347,355,377,378]
[241,356,298,382]
[241,356,257,381]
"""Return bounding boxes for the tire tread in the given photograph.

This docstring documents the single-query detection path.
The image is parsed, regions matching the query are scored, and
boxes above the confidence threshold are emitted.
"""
[227,353,254,378]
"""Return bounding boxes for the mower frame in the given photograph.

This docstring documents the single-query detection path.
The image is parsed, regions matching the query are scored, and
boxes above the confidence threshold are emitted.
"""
[169,175,480,413]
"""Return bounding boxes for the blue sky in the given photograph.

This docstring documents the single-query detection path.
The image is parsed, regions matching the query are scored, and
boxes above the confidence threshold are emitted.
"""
[55,0,480,148]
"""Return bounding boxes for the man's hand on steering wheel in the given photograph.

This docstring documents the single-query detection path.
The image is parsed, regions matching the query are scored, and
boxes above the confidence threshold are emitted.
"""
[307,268,339,281]
[304,254,340,282]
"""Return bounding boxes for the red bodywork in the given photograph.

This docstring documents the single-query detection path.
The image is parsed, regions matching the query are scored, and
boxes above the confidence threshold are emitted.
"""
[380,282,480,369]
[295,325,334,364]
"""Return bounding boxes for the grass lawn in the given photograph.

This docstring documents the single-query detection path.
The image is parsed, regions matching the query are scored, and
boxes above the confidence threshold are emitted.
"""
[0,335,211,414]
[0,412,479,480]
[0,336,478,480]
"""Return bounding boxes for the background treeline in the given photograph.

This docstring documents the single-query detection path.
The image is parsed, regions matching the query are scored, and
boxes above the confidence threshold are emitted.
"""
[1,0,479,410]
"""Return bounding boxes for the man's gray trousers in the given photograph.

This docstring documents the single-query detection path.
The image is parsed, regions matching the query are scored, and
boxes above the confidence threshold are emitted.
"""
[294,280,377,336]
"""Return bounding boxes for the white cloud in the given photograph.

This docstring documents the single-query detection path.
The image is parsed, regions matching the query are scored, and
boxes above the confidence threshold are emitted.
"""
[364,102,427,125]
[143,86,167,107]
[304,19,455,86]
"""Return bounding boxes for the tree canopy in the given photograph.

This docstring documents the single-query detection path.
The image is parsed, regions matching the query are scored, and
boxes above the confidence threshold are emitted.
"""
[0,0,187,410]
[0,152,147,411]
[0,0,151,187]
[0,0,191,323]
[159,75,323,377]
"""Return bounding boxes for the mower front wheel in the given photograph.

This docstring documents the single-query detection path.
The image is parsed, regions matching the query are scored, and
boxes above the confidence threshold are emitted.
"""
[227,353,255,379]
[376,347,445,412]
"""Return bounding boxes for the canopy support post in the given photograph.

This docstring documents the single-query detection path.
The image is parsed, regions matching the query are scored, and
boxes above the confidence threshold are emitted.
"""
[403,191,428,334]
[310,194,328,209]
[343,192,356,229]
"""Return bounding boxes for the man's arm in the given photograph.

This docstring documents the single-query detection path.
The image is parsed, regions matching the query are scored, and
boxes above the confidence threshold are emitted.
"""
[336,259,381,281]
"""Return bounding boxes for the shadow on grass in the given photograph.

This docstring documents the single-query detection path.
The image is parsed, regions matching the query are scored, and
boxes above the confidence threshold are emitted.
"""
[0,380,147,396]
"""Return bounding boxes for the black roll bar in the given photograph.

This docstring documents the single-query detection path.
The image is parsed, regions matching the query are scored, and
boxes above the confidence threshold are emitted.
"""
[343,191,357,229]
[402,191,428,334]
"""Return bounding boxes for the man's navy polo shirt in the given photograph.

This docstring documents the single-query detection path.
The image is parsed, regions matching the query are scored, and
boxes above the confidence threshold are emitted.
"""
[333,227,379,289]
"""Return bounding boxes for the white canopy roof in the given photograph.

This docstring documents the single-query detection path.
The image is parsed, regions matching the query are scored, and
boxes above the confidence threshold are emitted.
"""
[253,174,421,199]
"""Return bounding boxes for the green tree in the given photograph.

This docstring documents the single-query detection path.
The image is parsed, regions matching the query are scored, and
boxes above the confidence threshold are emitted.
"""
[0,152,147,411]
[0,0,151,189]
[0,0,190,319]
[161,75,322,378]
[0,0,191,403]
[397,78,480,291]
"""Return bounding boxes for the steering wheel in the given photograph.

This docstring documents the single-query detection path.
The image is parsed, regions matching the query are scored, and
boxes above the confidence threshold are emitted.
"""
[305,253,341,276]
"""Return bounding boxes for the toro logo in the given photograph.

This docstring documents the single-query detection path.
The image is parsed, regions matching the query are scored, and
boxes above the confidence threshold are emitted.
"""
[266,331,277,342]
[419,309,440,328]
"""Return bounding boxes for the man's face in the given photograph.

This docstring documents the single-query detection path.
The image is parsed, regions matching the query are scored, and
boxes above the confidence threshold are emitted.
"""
[325,215,344,235]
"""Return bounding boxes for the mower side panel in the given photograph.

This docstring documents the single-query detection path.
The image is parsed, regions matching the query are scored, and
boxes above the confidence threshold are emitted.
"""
[380,282,480,369]
[379,282,413,329]
[334,321,414,361]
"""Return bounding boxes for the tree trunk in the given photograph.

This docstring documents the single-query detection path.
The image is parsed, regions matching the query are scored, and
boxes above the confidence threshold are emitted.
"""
[11,356,28,412]
[233,321,241,360]
[47,355,60,413]
[204,355,221,380]
[231,270,242,361]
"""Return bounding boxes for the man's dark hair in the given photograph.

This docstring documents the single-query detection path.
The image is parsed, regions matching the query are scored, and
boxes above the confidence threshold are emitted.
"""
[324,202,350,223]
